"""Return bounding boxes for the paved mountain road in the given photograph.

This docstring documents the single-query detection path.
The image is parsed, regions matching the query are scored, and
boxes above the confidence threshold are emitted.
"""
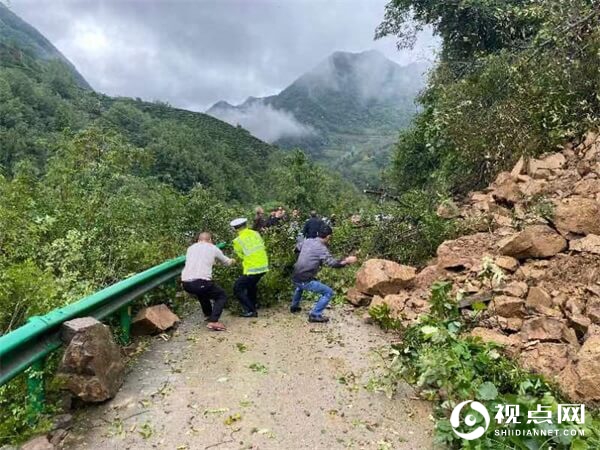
[64,305,433,450]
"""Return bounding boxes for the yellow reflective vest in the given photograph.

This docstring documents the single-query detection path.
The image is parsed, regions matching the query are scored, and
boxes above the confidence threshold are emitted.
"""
[233,228,269,275]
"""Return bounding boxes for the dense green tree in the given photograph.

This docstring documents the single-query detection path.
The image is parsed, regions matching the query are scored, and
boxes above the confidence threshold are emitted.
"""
[378,0,600,195]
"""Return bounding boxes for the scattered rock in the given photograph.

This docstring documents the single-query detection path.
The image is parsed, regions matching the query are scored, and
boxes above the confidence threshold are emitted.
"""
[526,287,552,311]
[562,335,600,402]
[554,198,600,236]
[498,225,567,259]
[511,156,525,177]
[491,296,525,318]
[436,233,495,270]
[414,265,448,290]
[436,200,460,219]
[497,316,523,332]
[51,413,73,431]
[528,153,566,175]
[495,256,519,272]
[491,172,522,204]
[585,297,600,324]
[519,343,572,379]
[20,436,54,450]
[569,234,600,255]
[345,287,371,307]
[495,281,528,298]
[57,317,124,402]
[131,304,180,336]
[521,317,576,345]
[569,314,591,336]
[355,259,416,296]
[469,328,521,356]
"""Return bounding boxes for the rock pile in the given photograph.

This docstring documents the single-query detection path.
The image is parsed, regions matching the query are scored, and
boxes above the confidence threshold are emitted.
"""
[348,130,600,403]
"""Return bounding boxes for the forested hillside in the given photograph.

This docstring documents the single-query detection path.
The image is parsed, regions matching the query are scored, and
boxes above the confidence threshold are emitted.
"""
[208,50,427,184]
[0,2,90,89]
[378,0,600,197]
[0,23,361,335]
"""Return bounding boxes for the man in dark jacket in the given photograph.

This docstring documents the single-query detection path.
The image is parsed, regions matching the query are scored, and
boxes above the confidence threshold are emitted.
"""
[302,210,325,238]
[291,225,357,322]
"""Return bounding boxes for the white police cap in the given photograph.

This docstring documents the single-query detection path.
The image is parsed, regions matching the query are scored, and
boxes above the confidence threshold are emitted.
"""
[230,218,248,228]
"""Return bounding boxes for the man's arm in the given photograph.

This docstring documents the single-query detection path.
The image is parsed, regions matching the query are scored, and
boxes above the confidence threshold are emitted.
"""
[215,247,234,266]
[319,246,346,268]
[320,247,357,268]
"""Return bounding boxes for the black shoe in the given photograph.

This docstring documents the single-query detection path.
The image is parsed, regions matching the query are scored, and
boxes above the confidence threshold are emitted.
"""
[239,311,258,318]
[290,306,302,313]
[308,315,330,323]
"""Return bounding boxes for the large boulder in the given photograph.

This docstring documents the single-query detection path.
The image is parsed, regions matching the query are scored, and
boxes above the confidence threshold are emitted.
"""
[498,225,567,259]
[57,317,124,402]
[131,304,180,336]
[554,198,600,236]
[355,259,416,296]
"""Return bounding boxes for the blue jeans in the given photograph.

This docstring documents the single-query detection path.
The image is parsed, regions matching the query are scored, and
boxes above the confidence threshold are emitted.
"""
[292,280,334,317]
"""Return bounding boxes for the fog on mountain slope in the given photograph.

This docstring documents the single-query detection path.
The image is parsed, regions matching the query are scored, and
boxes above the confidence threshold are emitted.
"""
[207,50,429,184]
[208,101,315,143]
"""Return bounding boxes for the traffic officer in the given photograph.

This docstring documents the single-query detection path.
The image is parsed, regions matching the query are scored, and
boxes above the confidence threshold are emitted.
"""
[231,218,269,317]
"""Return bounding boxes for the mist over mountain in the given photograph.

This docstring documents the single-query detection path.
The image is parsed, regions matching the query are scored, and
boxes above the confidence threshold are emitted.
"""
[208,50,428,183]
[0,2,91,89]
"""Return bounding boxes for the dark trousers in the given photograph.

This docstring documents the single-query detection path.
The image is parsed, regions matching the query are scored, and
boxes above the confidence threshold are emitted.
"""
[234,273,265,313]
[182,279,227,322]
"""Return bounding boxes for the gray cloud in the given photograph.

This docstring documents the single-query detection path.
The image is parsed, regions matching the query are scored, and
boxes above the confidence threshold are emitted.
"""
[7,0,437,111]
[210,102,315,143]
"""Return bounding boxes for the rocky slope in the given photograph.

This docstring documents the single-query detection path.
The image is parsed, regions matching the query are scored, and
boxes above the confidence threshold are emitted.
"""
[348,130,600,403]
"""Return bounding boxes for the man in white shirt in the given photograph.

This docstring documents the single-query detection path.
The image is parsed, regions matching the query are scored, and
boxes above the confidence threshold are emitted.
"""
[181,232,234,331]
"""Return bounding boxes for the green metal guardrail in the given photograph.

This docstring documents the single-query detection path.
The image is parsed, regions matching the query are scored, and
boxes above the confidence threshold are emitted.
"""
[0,255,186,420]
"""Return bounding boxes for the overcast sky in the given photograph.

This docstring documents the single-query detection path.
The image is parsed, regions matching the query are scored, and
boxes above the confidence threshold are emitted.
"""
[8,0,436,111]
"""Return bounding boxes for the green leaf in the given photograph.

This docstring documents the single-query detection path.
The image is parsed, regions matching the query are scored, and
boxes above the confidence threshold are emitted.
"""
[477,382,498,401]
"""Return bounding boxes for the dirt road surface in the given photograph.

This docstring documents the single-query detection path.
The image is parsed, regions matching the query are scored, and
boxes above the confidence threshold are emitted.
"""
[64,304,433,450]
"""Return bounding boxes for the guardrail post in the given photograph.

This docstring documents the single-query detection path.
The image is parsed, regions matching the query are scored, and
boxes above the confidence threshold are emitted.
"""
[27,358,45,423]
[119,306,131,345]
